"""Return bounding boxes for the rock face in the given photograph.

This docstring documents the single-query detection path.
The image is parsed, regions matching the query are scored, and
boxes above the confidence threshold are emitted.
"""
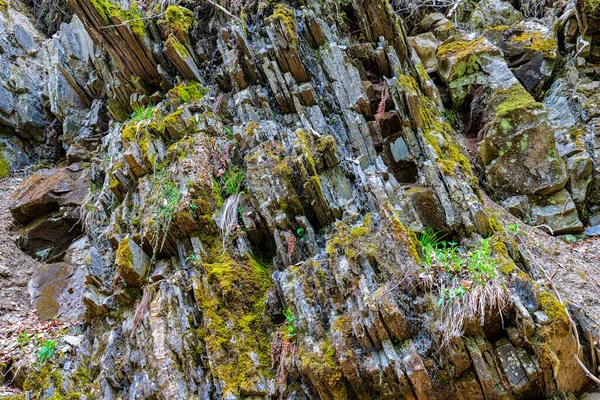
[3,0,600,398]
[9,164,89,261]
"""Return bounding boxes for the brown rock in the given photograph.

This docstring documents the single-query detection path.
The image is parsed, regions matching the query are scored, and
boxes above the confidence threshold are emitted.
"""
[9,165,89,224]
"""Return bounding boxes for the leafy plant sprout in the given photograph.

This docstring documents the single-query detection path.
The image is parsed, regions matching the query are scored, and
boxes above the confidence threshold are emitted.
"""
[282,308,296,339]
[130,104,154,122]
[37,339,56,366]
[416,227,507,347]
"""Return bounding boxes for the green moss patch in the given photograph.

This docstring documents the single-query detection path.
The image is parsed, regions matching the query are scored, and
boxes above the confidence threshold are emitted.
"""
[91,0,146,37]
[193,244,273,397]
[168,82,208,104]
[0,150,10,178]
[165,5,194,40]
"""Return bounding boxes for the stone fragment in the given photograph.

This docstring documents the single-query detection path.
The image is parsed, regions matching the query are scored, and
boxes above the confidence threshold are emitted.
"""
[407,32,438,73]
[9,165,90,224]
[496,340,530,394]
[28,262,86,321]
[529,189,583,234]
[115,238,151,287]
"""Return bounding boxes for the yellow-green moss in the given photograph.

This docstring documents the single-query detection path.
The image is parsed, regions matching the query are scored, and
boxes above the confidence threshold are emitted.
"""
[168,82,208,104]
[514,32,556,59]
[115,238,135,275]
[193,244,273,397]
[91,0,145,37]
[437,37,486,59]
[495,84,543,118]
[165,34,190,57]
[540,292,569,327]
[165,5,194,40]
[268,4,298,46]
[585,0,600,13]
[300,340,347,398]
[0,151,10,178]
[0,0,6,13]
[246,120,259,135]
[487,25,509,31]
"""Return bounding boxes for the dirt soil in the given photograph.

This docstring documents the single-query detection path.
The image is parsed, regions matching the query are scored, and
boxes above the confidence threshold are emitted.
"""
[0,177,41,345]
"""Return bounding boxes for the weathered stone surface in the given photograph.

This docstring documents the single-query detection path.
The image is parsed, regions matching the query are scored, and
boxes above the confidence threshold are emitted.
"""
[9,165,89,224]
[28,261,86,321]
[408,32,439,73]
[16,209,83,262]
[485,21,557,96]
[470,0,523,29]
[5,0,600,398]
[438,37,568,202]
[115,238,150,287]
[529,189,583,234]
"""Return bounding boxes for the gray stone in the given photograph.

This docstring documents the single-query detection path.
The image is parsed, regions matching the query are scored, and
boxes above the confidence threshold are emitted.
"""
[0,84,15,115]
[0,264,10,277]
[533,311,550,325]
[115,238,151,287]
[584,225,600,236]
[502,196,530,221]
[14,24,36,54]
[496,341,530,394]
[529,189,583,234]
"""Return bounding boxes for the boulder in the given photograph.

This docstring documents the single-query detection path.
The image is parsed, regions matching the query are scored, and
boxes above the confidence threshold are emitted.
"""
[529,189,583,234]
[469,0,523,29]
[9,164,89,224]
[485,22,557,97]
[28,261,86,321]
[438,37,569,201]
[407,33,439,73]
[16,210,83,261]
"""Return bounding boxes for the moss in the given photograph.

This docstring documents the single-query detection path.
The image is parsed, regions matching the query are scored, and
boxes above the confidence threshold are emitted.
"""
[246,120,259,135]
[437,37,486,59]
[0,150,10,178]
[540,292,569,327]
[115,238,137,283]
[513,32,556,59]
[487,25,509,31]
[193,244,273,397]
[268,4,298,47]
[0,0,6,13]
[168,82,208,104]
[164,6,194,40]
[585,0,600,13]
[300,340,347,398]
[397,74,419,95]
[494,84,543,119]
[90,0,146,37]
[109,178,119,190]
[165,34,190,58]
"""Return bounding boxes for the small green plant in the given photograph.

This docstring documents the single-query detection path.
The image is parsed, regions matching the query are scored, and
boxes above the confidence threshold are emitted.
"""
[17,330,30,352]
[507,223,520,234]
[37,340,56,366]
[130,104,154,122]
[186,254,199,264]
[296,227,305,242]
[467,238,497,284]
[224,127,234,140]
[437,286,467,306]
[221,167,246,196]
[282,308,296,339]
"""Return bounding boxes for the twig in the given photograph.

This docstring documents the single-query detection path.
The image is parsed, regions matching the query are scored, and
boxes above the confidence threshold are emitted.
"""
[99,12,167,30]
[204,0,242,21]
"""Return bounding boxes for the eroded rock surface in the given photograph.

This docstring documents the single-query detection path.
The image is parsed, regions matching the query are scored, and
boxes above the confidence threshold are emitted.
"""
[2,0,600,398]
